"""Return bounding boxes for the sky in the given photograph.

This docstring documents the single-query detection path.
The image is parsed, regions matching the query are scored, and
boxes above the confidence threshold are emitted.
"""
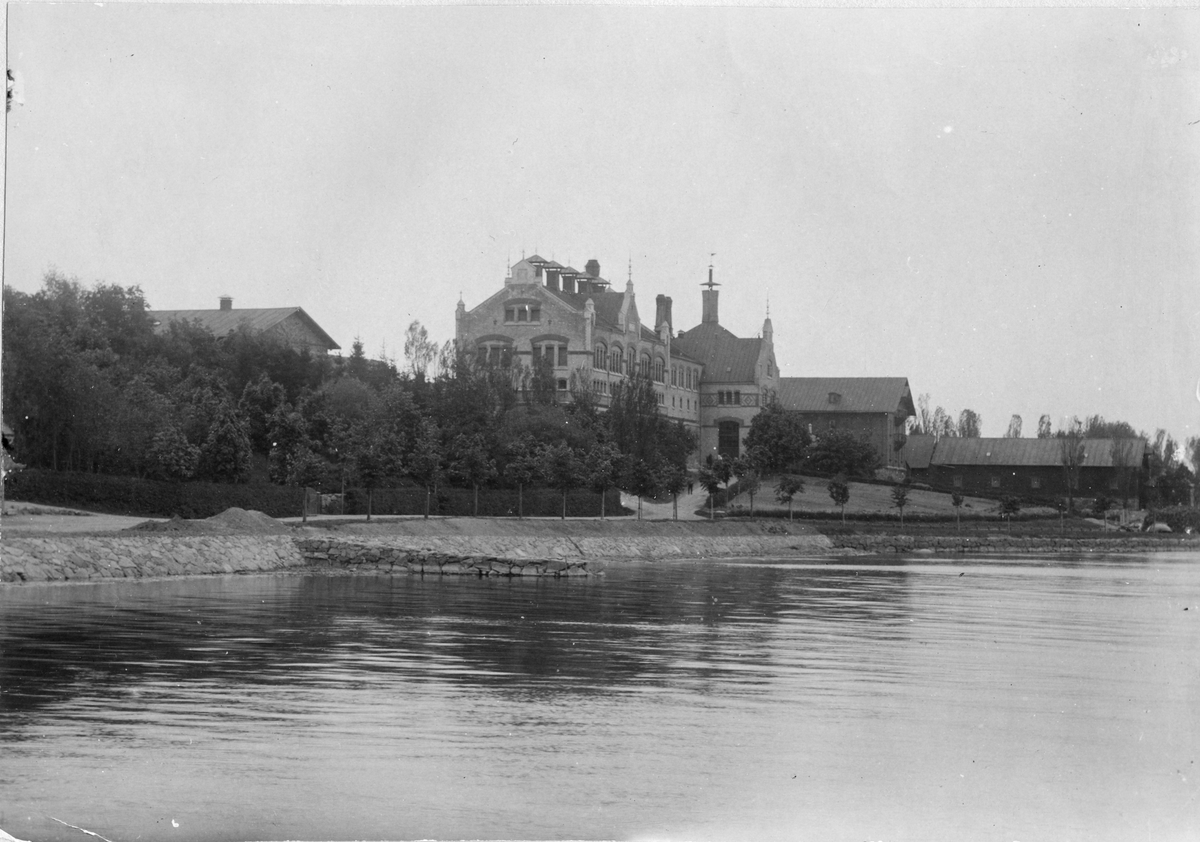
[4,4,1199,448]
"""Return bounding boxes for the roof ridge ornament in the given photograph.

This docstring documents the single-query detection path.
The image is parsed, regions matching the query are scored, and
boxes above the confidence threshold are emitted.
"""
[703,254,720,290]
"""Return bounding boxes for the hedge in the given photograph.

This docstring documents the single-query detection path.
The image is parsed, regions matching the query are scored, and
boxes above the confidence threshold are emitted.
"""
[4,469,625,520]
[341,486,624,519]
[4,469,305,519]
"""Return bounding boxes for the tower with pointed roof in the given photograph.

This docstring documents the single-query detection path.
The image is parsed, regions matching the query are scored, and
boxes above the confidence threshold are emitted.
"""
[673,261,779,460]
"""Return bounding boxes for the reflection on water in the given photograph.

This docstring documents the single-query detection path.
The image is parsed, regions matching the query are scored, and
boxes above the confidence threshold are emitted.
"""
[1,555,1197,842]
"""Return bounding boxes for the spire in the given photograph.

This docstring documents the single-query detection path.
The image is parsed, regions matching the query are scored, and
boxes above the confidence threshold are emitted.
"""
[701,255,720,324]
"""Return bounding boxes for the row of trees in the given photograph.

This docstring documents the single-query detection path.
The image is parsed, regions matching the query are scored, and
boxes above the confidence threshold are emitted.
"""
[2,273,696,516]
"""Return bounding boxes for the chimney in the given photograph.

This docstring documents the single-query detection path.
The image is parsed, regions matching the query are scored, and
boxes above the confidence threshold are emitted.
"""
[219,296,233,311]
[655,294,673,331]
[585,258,600,278]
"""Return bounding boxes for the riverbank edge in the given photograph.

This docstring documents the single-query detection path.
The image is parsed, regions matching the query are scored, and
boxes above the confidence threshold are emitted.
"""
[0,530,835,584]
[2,530,1194,584]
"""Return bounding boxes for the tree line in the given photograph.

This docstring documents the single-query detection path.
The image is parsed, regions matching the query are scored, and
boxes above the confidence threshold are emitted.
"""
[2,272,696,516]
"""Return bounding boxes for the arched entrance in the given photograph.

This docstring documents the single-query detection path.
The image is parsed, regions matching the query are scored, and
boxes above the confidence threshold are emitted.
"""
[717,420,740,459]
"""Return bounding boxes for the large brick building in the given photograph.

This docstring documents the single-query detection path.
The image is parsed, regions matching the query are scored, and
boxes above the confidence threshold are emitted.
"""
[456,252,914,467]
[456,255,777,460]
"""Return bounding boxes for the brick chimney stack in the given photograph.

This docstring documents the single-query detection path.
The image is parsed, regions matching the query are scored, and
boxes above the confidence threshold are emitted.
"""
[219,296,233,311]
[655,294,673,331]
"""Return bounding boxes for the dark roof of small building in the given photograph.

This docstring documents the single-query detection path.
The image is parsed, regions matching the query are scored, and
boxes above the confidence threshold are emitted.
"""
[150,307,340,351]
[776,377,915,416]
[929,437,1146,468]
[672,322,764,383]
[900,434,938,470]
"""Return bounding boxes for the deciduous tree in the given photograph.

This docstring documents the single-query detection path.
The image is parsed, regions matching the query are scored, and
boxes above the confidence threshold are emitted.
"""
[775,475,804,521]
[1058,416,1085,512]
[504,434,544,519]
[448,433,497,517]
[543,442,583,520]
[744,402,811,474]
[584,440,622,520]
[957,409,982,438]
[891,482,910,526]
[827,474,850,524]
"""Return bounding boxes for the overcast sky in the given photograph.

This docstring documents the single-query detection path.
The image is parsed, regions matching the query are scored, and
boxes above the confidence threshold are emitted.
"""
[5,4,1198,447]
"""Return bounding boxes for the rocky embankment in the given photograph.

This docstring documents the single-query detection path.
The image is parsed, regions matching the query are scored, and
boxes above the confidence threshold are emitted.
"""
[2,534,305,583]
[829,533,1197,554]
[4,508,1193,586]
[0,513,835,584]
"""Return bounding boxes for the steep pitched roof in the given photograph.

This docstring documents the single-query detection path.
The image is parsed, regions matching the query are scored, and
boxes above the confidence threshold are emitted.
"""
[673,322,764,383]
[777,377,915,416]
[545,289,627,331]
[900,434,938,470]
[150,307,340,351]
[929,437,1146,468]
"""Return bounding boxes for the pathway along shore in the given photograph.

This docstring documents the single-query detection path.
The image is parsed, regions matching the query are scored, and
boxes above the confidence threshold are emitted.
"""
[1,504,1195,585]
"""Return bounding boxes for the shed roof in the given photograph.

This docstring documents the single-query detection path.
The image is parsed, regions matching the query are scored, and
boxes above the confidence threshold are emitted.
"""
[776,377,915,416]
[929,437,1146,468]
[672,322,764,383]
[150,307,340,351]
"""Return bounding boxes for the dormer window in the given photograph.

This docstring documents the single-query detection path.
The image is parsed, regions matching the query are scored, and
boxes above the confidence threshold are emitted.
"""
[828,392,842,405]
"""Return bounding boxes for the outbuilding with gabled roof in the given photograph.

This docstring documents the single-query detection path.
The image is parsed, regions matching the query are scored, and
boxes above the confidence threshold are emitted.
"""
[150,297,340,355]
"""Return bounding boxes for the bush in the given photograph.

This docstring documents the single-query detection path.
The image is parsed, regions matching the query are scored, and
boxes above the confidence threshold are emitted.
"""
[1150,505,1200,533]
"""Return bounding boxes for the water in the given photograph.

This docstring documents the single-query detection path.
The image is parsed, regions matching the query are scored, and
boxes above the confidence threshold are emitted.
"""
[1,554,1197,842]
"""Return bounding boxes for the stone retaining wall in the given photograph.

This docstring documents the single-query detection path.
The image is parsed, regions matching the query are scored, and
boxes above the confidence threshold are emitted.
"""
[1,534,306,583]
[829,534,1198,554]
[1,531,835,585]
[296,538,591,577]
[295,532,835,562]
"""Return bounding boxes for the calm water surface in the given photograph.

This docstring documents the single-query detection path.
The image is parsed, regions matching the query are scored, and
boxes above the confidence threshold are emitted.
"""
[1,553,1197,842]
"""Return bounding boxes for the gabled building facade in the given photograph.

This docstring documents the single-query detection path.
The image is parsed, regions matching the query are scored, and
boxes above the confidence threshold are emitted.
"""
[775,377,915,468]
[672,268,779,459]
[455,255,778,459]
[150,297,341,355]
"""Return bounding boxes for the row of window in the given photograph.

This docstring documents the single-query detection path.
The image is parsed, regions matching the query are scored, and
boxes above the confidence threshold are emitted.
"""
[532,343,569,367]
[593,345,665,382]
[951,475,1120,491]
[716,391,742,406]
[478,341,695,394]
[504,304,541,323]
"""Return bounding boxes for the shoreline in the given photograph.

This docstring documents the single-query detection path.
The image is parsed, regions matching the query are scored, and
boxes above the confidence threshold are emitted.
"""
[3,508,1197,585]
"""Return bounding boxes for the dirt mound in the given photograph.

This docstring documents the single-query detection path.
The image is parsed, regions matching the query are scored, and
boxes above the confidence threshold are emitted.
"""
[126,507,291,535]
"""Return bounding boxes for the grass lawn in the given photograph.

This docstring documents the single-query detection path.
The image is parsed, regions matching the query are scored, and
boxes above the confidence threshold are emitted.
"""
[729,475,1058,519]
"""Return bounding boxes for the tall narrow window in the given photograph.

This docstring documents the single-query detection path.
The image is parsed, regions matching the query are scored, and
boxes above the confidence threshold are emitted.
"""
[558,345,568,367]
